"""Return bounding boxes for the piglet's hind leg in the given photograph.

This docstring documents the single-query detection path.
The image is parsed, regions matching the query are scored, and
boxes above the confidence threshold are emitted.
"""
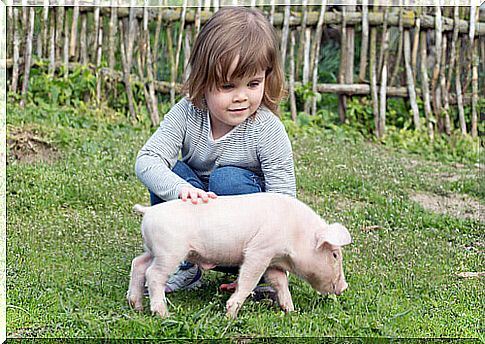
[264,268,294,313]
[146,255,183,318]
[127,252,152,311]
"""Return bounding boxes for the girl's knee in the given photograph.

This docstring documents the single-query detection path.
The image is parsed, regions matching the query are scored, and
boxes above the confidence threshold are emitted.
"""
[209,166,263,196]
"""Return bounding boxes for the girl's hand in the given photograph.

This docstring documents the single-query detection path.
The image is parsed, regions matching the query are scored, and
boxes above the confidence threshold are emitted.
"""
[179,187,217,204]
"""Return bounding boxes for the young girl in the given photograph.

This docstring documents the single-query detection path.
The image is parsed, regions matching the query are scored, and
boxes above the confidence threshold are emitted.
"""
[135,6,296,293]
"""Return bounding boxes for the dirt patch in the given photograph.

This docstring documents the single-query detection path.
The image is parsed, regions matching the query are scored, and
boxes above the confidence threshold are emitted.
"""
[7,128,61,164]
[410,192,484,222]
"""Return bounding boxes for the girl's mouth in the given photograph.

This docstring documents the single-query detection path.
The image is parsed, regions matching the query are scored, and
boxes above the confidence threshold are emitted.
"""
[228,107,248,113]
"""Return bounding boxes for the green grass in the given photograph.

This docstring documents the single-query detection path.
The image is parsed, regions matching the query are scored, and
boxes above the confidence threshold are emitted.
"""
[6,102,484,340]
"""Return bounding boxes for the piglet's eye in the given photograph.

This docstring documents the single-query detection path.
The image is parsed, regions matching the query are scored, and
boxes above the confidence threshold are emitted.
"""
[333,252,338,259]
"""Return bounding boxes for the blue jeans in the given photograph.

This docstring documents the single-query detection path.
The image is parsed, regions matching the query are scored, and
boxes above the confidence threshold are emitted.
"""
[149,161,265,273]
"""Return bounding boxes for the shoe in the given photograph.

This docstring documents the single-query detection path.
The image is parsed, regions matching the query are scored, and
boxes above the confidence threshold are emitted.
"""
[252,285,277,302]
[219,280,277,302]
[165,265,203,293]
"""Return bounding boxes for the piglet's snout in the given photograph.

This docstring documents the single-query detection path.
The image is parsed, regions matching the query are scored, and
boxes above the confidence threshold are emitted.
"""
[335,281,348,296]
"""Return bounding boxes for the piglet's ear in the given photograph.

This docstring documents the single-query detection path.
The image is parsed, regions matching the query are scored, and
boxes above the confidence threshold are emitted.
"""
[316,223,352,249]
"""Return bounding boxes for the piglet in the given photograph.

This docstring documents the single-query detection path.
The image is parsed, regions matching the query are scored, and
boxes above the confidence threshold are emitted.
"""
[127,192,352,319]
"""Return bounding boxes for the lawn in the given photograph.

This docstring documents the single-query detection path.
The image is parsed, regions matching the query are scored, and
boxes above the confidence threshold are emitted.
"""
[5,102,484,340]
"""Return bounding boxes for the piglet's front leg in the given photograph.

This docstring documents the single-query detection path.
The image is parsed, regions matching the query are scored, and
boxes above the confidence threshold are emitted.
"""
[264,267,294,313]
[226,254,271,319]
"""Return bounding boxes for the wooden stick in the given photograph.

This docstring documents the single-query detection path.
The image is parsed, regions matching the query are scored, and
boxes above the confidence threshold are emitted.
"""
[144,0,160,126]
[411,8,421,82]
[280,1,291,73]
[338,6,347,124]
[70,0,79,59]
[389,7,403,86]
[38,0,49,58]
[80,13,88,64]
[465,5,478,125]
[194,0,202,36]
[126,1,136,70]
[166,24,175,105]
[369,3,379,138]
[108,0,118,71]
[63,6,70,79]
[153,9,163,78]
[377,7,388,82]
[11,7,20,93]
[119,19,136,122]
[358,0,369,82]
[48,8,56,75]
[184,25,192,82]
[93,0,100,64]
[56,5,65,62]
[20,7,35,108]
[446,6,459,95]
[379,25,389,136]
[439,33,451,135]
[311,0,327,116]
[455,38,466,136]
[289,30,297,122]
[420,30,434,140]
[96,13,104,102]
[297,0,308,81]
[7,3,13,59]
[345,4,355,85]
[269,0,275,26]
[431,5,442,132]
[174,0,188,85]
[471,37,478,138]
[404,29,420,130]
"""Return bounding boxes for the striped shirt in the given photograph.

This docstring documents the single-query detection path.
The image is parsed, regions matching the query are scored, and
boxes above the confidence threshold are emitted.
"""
[135,97,296,201]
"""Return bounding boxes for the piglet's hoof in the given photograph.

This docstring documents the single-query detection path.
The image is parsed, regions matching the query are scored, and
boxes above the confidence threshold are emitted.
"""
[151,304,170,318]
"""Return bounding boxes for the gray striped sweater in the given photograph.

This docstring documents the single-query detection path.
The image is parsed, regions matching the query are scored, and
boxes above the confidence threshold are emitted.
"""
[135,97,296,201]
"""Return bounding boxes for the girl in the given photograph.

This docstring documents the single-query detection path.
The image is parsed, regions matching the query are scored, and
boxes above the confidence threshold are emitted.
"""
[135,6,296,293]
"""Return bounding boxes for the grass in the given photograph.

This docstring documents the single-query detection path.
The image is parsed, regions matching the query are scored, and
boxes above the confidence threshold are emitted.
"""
[5,101,484,340]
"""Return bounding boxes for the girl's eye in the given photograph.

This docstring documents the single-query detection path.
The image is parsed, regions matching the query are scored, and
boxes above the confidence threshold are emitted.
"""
[221,84,234,90]
[249,82,260,88]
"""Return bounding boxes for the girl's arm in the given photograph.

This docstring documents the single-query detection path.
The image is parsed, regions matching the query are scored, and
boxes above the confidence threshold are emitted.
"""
[135,98,193,201]
[257,116,297,198]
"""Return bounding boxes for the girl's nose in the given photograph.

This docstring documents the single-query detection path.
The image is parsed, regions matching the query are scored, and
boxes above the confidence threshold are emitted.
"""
[233,90,248,103]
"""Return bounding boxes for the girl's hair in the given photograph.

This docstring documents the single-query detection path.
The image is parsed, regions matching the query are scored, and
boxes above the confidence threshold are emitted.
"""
[184,7,286,115]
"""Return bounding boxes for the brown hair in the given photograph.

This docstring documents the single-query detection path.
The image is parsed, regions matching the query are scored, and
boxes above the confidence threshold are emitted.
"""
[183,7,286,115]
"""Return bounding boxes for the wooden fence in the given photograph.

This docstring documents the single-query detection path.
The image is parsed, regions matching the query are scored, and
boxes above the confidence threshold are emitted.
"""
[6,3,485,138]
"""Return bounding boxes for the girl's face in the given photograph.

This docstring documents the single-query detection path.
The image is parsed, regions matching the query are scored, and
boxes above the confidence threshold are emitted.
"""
[205,59,265,138]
